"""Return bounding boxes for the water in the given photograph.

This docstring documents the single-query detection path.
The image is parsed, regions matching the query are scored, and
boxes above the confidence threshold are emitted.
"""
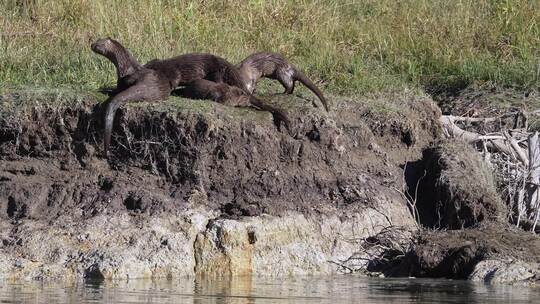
[1,276,539,304]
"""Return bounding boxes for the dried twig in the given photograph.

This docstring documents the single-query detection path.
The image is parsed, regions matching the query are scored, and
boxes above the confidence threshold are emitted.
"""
[440,111,540,233]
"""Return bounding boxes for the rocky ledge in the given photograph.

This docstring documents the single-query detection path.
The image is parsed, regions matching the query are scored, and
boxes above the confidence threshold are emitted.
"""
[0,88,538,284]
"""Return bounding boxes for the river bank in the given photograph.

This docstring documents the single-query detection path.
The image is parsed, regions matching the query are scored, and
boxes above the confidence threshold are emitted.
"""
[0,88,538,284]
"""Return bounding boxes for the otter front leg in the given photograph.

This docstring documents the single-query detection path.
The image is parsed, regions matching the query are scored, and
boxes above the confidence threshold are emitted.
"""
[285,81,295,94]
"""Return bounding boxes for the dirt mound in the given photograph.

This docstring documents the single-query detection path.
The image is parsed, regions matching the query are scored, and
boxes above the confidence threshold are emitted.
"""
[409,140,506,229]
[362,222,540,281]
[404,223,540,279]
[363,136,537,283]
[0,89,441,221]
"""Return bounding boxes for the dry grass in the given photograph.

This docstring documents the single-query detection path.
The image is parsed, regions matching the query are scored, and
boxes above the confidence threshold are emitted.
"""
[0,0,539,95]
[432,140,507,228]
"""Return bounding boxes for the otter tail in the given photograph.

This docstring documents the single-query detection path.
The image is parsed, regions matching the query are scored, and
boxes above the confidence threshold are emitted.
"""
[248,95,292,133]
[103,97,125,156]
[293,69,329,112]
[102,84,149,156]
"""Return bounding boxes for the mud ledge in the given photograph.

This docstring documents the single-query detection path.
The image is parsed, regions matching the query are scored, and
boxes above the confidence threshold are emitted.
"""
[0,88,538,283]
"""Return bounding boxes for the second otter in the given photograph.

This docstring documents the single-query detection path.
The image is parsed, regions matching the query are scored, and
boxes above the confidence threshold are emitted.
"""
[91,37,145,92]
[237,52,329,111]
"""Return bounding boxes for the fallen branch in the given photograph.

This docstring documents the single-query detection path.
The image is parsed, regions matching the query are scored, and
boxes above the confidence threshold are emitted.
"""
[440,111,540,233]
[528,132,540,232]
[439,116,519,163]
[444,114,511,123]
[507,132,529,167]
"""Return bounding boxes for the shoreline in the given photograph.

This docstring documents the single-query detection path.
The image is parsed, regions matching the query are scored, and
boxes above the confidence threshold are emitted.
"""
[0,88,538,284]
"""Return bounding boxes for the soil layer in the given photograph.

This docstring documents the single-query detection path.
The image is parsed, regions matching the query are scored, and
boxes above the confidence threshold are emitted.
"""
[0,88,539,283]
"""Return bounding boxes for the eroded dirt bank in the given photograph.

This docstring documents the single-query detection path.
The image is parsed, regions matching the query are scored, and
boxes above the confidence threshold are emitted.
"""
[0,89,538,283]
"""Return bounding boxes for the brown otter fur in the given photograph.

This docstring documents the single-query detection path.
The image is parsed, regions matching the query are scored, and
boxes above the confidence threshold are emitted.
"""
[237,52,329,111]
[177,79,291,131]
[144,55,247,91]
[178,79,252,106]
[91,38,144,92]
[101,69,171,155]
[91,38,290,155]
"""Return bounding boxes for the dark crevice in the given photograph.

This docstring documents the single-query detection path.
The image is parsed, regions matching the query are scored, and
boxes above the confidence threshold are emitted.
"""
[123,193,143,211]
[84,265,105,280]
[7,197,17,218]
[402,148,440,228]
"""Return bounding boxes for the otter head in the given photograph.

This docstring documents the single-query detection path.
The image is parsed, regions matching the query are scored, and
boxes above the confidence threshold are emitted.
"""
[91,37,119,58]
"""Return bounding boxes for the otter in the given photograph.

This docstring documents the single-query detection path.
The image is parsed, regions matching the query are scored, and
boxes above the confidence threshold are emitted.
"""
[179,79,252,106]
[237,52,329,111]
[177,79,291,131]
[91,38,290,155]
[91,38,249,94]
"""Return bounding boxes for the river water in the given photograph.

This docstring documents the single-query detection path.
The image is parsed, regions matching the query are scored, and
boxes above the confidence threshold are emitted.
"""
[1,276,538,303]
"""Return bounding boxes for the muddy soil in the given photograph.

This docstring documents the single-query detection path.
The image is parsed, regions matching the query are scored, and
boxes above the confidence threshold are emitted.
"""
[1,88,539,283]
[0,91,440,222]
[406,140,506,229]
[392,222,540,283]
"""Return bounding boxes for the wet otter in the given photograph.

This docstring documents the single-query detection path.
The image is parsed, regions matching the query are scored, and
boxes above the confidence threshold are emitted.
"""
[179,79,253,106]
[91,38,290,154]
[237,52,329,111]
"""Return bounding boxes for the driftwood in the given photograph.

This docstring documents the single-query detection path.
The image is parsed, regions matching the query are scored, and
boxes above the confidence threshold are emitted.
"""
[439,112,540,233]
[528,133,540,231]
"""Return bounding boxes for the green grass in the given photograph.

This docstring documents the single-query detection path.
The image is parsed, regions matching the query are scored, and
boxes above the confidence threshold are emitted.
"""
[0,0,539,94]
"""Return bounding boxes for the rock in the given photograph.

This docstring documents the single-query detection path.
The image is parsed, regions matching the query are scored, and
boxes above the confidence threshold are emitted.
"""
[195,201,414,277]
[0,204,415,280]
[470,259,540,284]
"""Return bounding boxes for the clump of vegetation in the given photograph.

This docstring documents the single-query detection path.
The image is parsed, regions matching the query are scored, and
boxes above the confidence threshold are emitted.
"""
[0,0,538,94]
[409,139,507,230]
[432,140,507,228]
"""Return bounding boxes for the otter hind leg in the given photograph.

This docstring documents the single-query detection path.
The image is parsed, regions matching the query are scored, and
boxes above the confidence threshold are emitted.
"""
[284,80,295,94]
[277,75,295,94]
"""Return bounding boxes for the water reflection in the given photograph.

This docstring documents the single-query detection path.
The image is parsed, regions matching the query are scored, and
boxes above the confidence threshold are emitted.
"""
[0,275,538,303]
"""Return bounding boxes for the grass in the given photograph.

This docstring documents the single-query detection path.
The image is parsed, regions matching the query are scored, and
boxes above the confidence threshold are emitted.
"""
[0,0,539,95]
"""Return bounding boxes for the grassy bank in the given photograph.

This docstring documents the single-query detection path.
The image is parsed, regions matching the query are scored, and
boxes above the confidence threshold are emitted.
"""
[0,0,539,94]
